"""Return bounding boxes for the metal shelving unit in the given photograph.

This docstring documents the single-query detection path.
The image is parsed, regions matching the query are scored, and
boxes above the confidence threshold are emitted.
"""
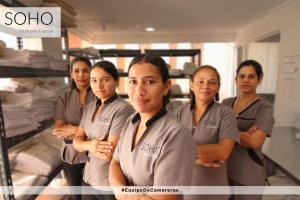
[0,66,67,200]
[0,66,68,78]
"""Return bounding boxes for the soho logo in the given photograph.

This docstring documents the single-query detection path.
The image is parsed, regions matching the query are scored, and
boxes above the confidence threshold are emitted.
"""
[4,11,54,26]
[0,7,61,37]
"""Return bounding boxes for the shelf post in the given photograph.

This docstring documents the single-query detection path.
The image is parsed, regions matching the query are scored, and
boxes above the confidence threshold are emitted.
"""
[0,98,15,200]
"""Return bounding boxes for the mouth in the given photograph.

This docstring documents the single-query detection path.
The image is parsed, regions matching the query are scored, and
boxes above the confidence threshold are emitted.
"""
[134,99,149,105]
[241,85,251,88]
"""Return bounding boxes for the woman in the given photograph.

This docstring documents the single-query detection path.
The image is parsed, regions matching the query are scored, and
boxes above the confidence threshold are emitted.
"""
[109,54,195,200]
[222,60,274,200]
[73,60,134,200]
[53,57,95,200]
[174,65,239,200]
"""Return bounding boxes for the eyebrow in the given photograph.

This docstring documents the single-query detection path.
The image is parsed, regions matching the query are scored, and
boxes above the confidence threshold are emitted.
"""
[128,75,159,79]
[90,76,111,79]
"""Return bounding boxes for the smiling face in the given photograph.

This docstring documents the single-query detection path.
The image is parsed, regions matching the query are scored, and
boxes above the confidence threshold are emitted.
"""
[236,65,262,94]
[90,67,117,100]
[128,62,170,116]
[190,68,220,104]
[71,61,91,89]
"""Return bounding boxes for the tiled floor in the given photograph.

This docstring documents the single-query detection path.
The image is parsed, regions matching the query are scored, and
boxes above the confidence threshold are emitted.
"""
[262,171,300,200]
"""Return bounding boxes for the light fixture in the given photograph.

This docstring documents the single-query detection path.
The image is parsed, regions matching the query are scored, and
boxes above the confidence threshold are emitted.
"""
[145,27,155,32]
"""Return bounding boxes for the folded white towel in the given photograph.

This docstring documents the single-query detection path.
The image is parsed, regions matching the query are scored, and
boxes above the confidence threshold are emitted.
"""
[15,142,61,176]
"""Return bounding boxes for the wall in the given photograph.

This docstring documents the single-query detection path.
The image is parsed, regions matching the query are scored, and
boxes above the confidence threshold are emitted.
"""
[235,0,300,126]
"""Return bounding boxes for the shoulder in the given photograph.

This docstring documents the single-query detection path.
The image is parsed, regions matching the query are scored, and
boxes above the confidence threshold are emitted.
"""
[222,97,235,106]
[114,97,134,112]
[162,113,190,134]
[257,97,273,112]
[211,102,236,119]
[57,87,74,101]
[85,100,97,111]
[175,102,191,113]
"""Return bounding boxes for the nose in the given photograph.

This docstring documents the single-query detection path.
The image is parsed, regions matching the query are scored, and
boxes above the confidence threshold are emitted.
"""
[135,82,146,96]
[79,70,84,77]
[201,81,209,89]
[94,80,104,89]
[243,77,250,83]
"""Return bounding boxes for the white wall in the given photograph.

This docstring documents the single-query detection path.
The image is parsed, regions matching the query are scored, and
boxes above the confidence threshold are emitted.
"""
[235,0,300,126]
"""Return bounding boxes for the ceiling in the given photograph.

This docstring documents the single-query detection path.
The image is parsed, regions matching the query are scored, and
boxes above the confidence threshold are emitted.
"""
[63,0,287,44]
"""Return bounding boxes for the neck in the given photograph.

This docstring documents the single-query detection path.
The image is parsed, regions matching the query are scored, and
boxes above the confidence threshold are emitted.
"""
[194,99,212,111]
[139,106,163,126]
[239,92,257,101]
[77,86,88,93]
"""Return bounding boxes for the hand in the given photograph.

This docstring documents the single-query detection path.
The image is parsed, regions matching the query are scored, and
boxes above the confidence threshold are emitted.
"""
[247,124,257,134]
[53,125,77,139]
[88,139,114,160]
[96,140,114,160]
[195,158,224,168]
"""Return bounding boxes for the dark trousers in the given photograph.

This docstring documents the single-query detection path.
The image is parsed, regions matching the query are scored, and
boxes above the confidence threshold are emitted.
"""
[63,162,85,200]
[228,179,262,200]
[82,181,116,200]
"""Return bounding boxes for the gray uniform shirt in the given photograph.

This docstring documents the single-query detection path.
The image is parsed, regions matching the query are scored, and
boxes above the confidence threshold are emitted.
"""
[174,102,239,186]
[113,108,196,186]
[54,87,95,164]
[222,97,274,186]
[79,94,134,187]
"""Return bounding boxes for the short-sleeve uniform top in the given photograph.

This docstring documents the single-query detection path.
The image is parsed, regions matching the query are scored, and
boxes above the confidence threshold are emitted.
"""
[174,102,239,186]
[54,87,95,164]
[113,107,196,186]
[79,94,134,187]
[222,97,274,186]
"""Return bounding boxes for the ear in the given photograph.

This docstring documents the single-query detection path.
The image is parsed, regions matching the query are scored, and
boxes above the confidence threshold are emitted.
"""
[115,78,120,87]
[258,76,263,85]
[70,68,73,79]
[190,80,194,92]
[164,80,172,95]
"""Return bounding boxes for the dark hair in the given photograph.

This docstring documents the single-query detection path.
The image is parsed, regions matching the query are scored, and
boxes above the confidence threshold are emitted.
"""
[70,57,92,89]
[190,65,221,104]
[91,60,119,81]
[237,60,263,79]
[128,54,170,106]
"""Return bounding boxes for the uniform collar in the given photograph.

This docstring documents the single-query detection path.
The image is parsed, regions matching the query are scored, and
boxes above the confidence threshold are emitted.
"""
[190,99,215,111]
[96,93,118,105]
[131,107,167,127]
[75,86,92,92]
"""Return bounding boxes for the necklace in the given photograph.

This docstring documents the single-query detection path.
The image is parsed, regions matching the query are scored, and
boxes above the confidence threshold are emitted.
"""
[235,95,258,117]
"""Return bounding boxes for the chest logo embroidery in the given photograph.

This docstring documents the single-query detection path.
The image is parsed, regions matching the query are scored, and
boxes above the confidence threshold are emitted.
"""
[98,116,109,123]
[205,120,218,129]
[140,142,161,158]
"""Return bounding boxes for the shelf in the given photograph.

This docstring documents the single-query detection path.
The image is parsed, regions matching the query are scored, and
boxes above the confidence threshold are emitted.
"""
[119,94,191,99]
[144,49,200,57]
[0,0,26,7]
[64,49,100,60]
[99,49,141,57]
[23,163,63,200]
[0,66,68,78]
[118,72,190,79]
[6,119,53,149]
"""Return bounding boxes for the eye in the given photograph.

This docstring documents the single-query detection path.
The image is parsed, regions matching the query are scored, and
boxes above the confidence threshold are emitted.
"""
[103,78,110,82]
[83,69,90,73]
[73,69,79,73]
[145,80,156,85]
[238,75,245,79]
[248,75,256,79]
[128,79,137,85]
[197,80,204,85]
[209,81,217,85]
[90,79,97,83]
